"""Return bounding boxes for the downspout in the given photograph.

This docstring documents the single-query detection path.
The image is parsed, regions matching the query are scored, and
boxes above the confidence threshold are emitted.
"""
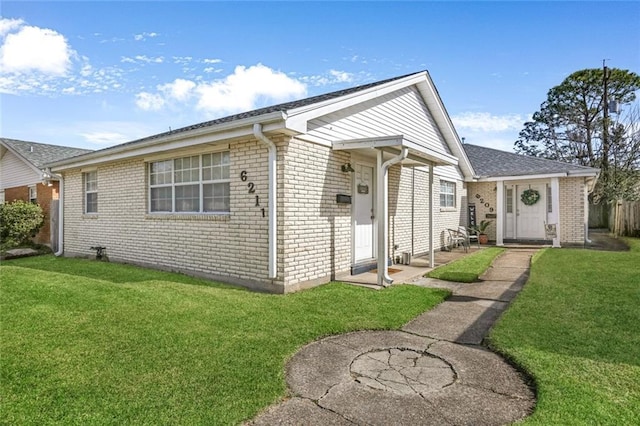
[253,124,277,279]
[377,147,408,286]
[54,176,64,256]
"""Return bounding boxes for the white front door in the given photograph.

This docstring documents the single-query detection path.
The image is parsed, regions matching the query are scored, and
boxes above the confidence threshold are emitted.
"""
[353,164,375,262]
[516,184,546,239]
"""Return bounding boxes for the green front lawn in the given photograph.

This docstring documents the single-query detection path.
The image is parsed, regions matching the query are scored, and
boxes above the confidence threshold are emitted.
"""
[1,256,448,425]
[489,238,640,424]
[426,247,506,282]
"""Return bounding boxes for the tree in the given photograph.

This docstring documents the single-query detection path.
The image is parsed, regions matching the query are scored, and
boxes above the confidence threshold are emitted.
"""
[514,67,640,202]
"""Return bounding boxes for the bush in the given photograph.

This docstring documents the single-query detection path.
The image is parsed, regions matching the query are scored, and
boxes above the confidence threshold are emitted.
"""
[0,201,44,250]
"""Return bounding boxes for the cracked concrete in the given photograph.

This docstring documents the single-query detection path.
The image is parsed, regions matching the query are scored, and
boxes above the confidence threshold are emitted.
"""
[248,249,538,425]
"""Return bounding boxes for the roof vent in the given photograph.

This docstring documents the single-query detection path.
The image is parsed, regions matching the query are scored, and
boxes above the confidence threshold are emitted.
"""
[29,145,34,152]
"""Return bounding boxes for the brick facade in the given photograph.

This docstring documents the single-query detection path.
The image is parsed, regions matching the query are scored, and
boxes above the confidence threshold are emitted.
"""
[468,177,587,245]
[61,136,468,292]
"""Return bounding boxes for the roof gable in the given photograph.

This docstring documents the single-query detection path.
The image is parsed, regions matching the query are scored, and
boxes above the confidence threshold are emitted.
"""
[463,144,599,178]
[1,138,92,169]
[48,71,474,178]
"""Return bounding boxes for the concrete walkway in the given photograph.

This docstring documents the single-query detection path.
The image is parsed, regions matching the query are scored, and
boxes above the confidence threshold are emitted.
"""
[249,249,537,425]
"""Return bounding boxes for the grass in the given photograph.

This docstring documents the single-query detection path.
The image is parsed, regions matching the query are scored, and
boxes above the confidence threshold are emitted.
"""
[489,238,640,424]
[426,247,506,282]
[0,255,448,425]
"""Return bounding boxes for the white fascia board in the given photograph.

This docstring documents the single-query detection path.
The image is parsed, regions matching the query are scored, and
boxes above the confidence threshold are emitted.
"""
[332,136,405,150]
[284,73,427,132]
[50,112,286,171]
[414,77,475,178]
[475,172,568,182]
[332,136,457,167]
[567,169,600,177]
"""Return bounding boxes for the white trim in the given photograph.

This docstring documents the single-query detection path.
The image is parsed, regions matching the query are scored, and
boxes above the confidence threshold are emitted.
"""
[496,182,504,246]
[143,144,230,162]
[550,177,561,247]
[49,113,286,171]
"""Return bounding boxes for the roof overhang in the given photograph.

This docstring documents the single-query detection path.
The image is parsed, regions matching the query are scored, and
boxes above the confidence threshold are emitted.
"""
[473,169,600,182]
[49,112,288,171]
[332,135,458,167]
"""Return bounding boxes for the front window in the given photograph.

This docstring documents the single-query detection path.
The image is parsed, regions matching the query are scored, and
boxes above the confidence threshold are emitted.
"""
[506,188,513,213]
[84,171,98,213]
[149,152,230,213]
[546,184,552,213]
[440,180,456,208]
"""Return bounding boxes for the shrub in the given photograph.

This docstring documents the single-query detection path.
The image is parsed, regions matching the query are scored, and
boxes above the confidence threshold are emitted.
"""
[0,201,44,250]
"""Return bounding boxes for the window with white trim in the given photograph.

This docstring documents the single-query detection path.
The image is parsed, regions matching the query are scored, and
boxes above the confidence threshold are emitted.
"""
[84,171,98,213]
[149,152,230,213]
[506,188,514,213]
[546,184,552,213]
[28,185,37,203]
[440,180,456,208]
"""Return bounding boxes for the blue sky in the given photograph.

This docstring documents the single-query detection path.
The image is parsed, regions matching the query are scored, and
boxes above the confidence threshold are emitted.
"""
[1,1,639,152]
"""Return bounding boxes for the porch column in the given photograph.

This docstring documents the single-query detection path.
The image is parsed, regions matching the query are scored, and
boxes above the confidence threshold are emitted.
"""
[428,163,434,267]
[377,151,386,286]
[496,181,504,246]
[551,177,561,247]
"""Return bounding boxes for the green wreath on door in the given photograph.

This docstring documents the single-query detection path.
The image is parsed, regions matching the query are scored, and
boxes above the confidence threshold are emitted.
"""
[521,188,541,206]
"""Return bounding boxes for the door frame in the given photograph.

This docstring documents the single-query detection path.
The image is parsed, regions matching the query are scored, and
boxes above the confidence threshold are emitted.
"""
[503,180,549,240]
[351,157,377,267]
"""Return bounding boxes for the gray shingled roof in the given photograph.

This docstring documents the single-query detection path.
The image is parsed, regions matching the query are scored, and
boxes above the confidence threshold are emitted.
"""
[462,143,599,178]
[60,72,422,158]
[1,138,92,168]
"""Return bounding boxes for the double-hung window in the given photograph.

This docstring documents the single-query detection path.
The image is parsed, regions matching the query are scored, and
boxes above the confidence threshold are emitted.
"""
[84,171,98,213]
[149,151,230,213]
[440,180,456,208]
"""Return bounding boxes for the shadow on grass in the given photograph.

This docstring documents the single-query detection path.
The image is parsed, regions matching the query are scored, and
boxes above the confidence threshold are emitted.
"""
[3,254,242,290]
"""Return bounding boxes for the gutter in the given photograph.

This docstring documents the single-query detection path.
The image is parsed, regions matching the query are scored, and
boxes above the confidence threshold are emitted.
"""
[54,175,64,256]
[377,147,409,286]
[252,124,277,279]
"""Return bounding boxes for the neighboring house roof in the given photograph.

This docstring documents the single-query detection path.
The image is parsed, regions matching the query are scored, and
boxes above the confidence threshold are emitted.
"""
[462,143,600,179]
[1,138,91,169]
[47,71,475,178]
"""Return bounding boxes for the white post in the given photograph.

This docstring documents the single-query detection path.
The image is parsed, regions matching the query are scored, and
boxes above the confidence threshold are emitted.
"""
[551,177,561,247]
[428,163,434,268]
[496,181,504,246]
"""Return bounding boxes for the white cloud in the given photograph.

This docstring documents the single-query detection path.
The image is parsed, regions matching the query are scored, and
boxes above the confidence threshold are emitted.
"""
[158,78,196,102]
[195,64,307,114]
[134,32,159,41]
[80,131,130,145]
[300,69,354,87]
[452,112,526,133]
[0,18,24,37]
[133,64,306,115]
[203,58,222,64]
[135,92,165,111]
[121,55,163,64]
[0,22,73,75]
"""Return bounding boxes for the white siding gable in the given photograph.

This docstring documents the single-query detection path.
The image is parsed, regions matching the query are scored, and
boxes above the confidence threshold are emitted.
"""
[0,150,41,189]
[307,85,463,180]
[307,86,452,155]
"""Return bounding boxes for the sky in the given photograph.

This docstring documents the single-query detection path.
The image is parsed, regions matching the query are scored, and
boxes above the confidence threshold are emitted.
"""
[1,1,639,153]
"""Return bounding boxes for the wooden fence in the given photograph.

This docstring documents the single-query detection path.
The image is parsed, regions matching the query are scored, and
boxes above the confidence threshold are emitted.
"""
[590,201,640,237]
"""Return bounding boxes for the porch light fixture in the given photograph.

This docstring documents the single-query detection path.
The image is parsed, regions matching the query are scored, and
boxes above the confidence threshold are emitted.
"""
[341,163,355,173]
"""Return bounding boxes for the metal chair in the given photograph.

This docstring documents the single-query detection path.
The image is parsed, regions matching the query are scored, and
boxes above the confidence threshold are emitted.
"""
[447,228,467,252]
[459,226,480,249]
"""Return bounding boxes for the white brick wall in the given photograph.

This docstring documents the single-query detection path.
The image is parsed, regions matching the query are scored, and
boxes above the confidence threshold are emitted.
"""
[63,138,279,291]
[388,166,467,257]
[468,178,586,244]
[559,177,585,244]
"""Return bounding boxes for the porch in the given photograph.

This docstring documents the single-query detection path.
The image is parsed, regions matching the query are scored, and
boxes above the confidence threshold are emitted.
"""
[336,245,483,287]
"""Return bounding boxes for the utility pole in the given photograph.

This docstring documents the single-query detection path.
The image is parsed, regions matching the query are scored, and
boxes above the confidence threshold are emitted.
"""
[602,60,610,191]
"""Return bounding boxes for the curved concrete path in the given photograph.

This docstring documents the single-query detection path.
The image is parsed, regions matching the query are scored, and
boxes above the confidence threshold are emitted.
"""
[249,249,537,425]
